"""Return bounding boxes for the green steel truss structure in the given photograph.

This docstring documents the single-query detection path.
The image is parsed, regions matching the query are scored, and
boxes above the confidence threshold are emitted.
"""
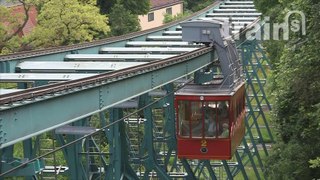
[0,39,273,179]
[0,1,274,180]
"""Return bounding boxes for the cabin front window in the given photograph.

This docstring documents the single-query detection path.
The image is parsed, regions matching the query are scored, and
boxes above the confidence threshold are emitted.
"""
[178,100,229,138]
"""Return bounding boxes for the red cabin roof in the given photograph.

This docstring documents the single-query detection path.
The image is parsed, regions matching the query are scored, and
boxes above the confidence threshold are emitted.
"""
[175,83,243,97]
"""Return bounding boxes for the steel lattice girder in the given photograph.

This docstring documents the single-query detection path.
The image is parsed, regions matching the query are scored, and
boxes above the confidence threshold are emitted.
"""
[0,50,214,148]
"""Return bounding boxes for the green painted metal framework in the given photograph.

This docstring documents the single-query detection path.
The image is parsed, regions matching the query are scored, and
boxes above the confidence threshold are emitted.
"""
[0,2,273,180]
[0,42,272,180]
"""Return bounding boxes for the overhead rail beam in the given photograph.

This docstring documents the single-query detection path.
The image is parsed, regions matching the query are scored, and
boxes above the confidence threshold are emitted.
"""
[125,41,201,47]
[213,9,257,12]
[219,5,255,8]
[224,1,254,4]
[16,61,147,72]
[198,17,258,21]
[206,13,262,17]
[99,47,197,54]
[0,1,220,62]
[64,54,175,61]
[162,31,183,36]
[0,47,213,148]
[146,36,182,41]
[0,73,97,82]
[198,18,254,25]
[0,89,22,95]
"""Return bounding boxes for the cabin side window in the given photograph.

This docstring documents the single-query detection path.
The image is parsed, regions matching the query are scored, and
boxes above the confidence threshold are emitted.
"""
[231,91,245,136]
[178,100,188,136]
[178,101,202,138]
[217,101,230,138]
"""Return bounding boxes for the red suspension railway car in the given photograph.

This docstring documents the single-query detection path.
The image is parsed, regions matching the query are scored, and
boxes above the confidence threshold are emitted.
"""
[175,83,245,160]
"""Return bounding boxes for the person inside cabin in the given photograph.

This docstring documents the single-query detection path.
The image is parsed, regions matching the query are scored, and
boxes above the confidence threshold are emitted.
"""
[190,111,202,137]
[180,101,202,137]
[203,105,217,137]
[218,101,229,131]
[219,123,229,138]
[219,101,228,119]
[181,111,202,137]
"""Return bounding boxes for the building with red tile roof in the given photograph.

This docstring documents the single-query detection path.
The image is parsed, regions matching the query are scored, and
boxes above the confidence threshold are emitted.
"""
[139,0,184,30]
[0,0,37,37]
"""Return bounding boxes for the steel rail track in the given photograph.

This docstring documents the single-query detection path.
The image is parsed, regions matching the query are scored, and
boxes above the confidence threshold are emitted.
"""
[0,2,220,62]
[0,0,262,106]
[0,47,212,105]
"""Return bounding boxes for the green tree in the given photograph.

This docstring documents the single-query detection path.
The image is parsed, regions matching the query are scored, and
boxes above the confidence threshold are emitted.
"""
[254,0,320,178]
[26,0,110,48]
[97,0,148,36]
[96,0,116,14]
[0,0,31,54]
[120,0,150,15]
[183,0,215,12]
[108,2,140,36]
[163,12,191,24]
[97,0,149,15]
[310,157,320,168]
[254,0,281,15]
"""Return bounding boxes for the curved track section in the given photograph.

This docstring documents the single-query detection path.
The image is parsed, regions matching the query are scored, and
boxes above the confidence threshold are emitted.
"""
[0,1,269,179]
[0,0,260,106]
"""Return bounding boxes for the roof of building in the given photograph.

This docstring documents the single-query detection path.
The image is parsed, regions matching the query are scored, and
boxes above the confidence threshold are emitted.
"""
[0,1,37,36]
[150,0,183,10]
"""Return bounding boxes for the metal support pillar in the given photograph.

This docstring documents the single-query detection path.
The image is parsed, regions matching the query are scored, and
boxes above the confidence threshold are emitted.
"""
[108,108,123,180]
[242,40,273,143]
[23,139,35,180]
[107,108,139,180]
[204,160,217,180]
[55,120,87,180]
[100,111,113,180]
[0,146,13,180]
[139,94,171,180]
[181,159,196,180]
[162,84,177,169]
[0,142,44,178]
[239,38,273,179]
[234,150,249,180]
[0,61,10,73]
[222,160,233,180]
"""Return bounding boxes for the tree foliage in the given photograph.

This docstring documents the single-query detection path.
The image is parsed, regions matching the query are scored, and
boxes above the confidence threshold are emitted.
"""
[26,0,110,48]
[97,0,149,15]
[108,2,140,36]
[0,0,110,52]
[310,157,320,168]
[97,0,148,36]
[0,0,31,54]
[253,0,281,15]
[163,13,190,24]
[120,0,150,15]
[183,0,215,12]
[254,0,320,178]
